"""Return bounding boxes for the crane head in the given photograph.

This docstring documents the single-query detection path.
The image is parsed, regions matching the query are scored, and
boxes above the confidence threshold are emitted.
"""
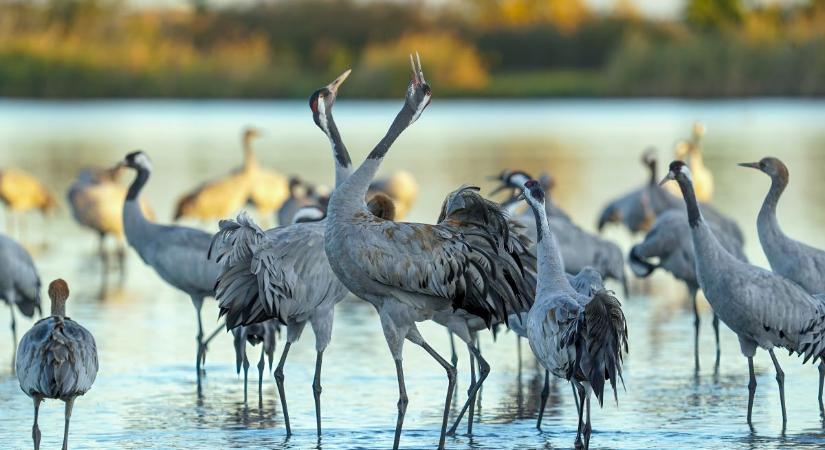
[310,68,351,133]
[738,157,788,184]
[123,151,153,172]
[404,52,432,126]
[660,160,691,186]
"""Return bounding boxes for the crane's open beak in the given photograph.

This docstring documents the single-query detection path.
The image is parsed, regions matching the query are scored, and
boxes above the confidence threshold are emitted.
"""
[327,69,351,94]
[737,162,760,170]
[658,172,675,186]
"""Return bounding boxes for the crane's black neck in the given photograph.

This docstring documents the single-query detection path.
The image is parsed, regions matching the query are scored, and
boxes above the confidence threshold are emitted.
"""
[675,176,702,228]
[127,168,149,201]
[326,113,352,168]
[367,105,414,160]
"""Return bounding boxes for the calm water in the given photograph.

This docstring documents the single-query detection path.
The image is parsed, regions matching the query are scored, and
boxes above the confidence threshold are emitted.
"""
[1,99,825,449]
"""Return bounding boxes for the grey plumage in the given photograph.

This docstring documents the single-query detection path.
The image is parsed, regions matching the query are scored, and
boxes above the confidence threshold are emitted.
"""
[663,160,825,429]
[0,233,42,371]
[16,279,97,450]
[519,179,627,450]
[630,209,746,371]
[120,151,223,393]
[495,170,629,296]
[209,69,355,438]
[324,56,533,450]
[276,177,328,227]
[739,156,825,413]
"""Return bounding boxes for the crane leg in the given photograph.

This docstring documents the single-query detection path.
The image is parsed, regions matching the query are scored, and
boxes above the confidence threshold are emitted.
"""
[417,340,456,449]
[191,296,205,393]
[116,240,127,282]
[312,350,324,439]
[475,336,483,412]
[200,321,225,370]
[768,349,787,429]
[747,356,757,427]
[818,359,825,418]
[692,288,700,373]
[392,358,408,450]
[467,347,477,434]
[537,370,550,430]
[10,305,17,373]
[62,397,75,450]
[712,314,721,374]
[447,343,489,436]
[274,341,292,436]
[257,346,265,409]
[583,389,592,450]
[32,396,42,450]
[573,381,585,449]
[242,348,250,405]
[448,331,459,400]
[517,335,523,384]
[98,232,108,272]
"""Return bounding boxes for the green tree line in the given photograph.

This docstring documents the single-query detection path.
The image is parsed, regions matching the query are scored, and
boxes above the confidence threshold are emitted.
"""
[0,0,823,98]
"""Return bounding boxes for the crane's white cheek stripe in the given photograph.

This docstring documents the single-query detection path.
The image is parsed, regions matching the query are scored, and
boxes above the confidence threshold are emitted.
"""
[409,95,431,124]
[135,153,153,171]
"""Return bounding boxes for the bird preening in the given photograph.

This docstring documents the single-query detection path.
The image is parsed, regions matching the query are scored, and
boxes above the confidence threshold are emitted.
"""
[6,52,825,450]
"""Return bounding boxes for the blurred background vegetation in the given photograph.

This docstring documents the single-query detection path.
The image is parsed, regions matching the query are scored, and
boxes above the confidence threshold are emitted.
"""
[0,0,823,98]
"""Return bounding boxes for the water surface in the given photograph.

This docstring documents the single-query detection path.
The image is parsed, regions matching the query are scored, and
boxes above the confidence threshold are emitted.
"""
[1,99,824,449]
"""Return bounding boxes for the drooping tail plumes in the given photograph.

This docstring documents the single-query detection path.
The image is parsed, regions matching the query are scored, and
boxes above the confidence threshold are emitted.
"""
[208,211,271,329]
[564,289,629,406]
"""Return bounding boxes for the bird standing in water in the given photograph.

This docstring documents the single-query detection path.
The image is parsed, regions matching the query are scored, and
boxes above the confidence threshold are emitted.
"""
[16,279,98,450]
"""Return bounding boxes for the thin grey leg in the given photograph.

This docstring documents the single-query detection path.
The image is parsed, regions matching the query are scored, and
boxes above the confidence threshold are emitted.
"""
[467,346,477,434]
[420,342,456,449]
[692,288,700,373]
[747,356,756,426]
[274,341,292,436]
[475,336,483,412]
[62,397,75,450]
[818,359,825,418]
[242,348,250,404]
[10,306,17,373]
[257,346,265,408]
[768,349,787,429]
[583,391,592,450]
[447,344,489,436]
[574,382,585,449]
[517,335,523,381]
[98,232,108,272]
[190,296,204,394]
[32,396,42,450]
[712,314,721,373]
[313,350,324,438]
[448,331,458,368]
[392,358,408,450]
[200,320,226,370]
[536,370,550,429]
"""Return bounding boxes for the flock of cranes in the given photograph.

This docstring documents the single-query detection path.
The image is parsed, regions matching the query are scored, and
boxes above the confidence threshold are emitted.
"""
[1,54,824,450]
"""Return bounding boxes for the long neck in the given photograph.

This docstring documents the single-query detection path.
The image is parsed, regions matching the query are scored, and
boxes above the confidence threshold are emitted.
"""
[243,137,257,171]
[338,105,414,202]
[758,175,786,237]
[324,113,353,188]
[530,202,575,295]
[647,160,657,186]
[675,176,703,228]
[50,299,65,317]
[126,168,149,202]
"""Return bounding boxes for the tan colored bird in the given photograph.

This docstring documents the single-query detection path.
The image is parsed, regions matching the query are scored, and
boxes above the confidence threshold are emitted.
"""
[664,122,714,203]
[174,128,288,223]
[367,170,419,220]
[67,164,154,269]
[0,168,56,233]
[245,130,289,219]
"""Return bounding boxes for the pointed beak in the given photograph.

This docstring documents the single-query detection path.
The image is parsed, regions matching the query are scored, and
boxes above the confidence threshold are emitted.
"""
[658,172,675,186]
[738,162,760,170]
[327,69,351,94]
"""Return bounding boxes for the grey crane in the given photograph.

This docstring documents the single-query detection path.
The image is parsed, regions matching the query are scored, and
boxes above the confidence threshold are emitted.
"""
[739,156,825,414]
[597,148,677,234]
[493,169,572,223]
[428,185,537,436]
[16,279,98,450]
[518,178,628,450]
[209,70,357,438]
[276,176,328,226]
[629,209,747,372]
[120,151,224,393]
[232,319,278,406]
[662,160,825,429]
[324,55,533,450]
[0,233,42,372]
[495,169,629,297]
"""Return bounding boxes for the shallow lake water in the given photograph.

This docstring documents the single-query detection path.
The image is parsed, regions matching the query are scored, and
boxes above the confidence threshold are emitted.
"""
[1,99,825,449]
